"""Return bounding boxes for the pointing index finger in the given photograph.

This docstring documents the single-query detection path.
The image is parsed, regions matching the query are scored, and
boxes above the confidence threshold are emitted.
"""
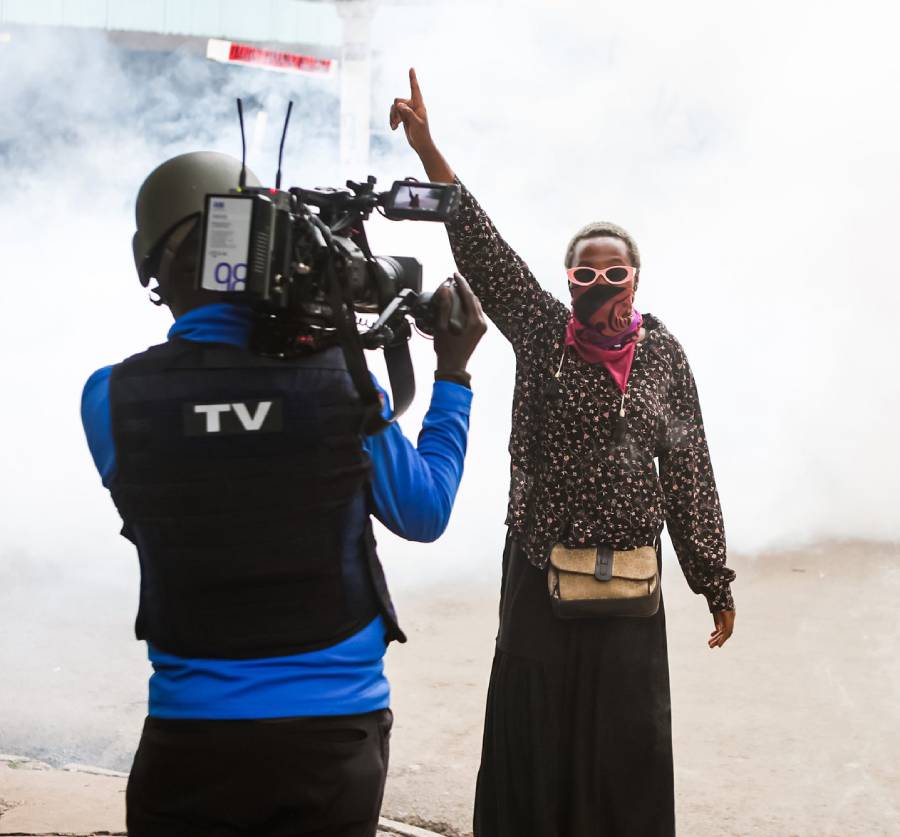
[409,67,424,106]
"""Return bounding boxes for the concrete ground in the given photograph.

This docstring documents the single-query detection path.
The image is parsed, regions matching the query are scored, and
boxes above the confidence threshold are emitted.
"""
[0,757,437,837]
[0,756,126,836]
[381,540,900,836]
[2,541,898,836]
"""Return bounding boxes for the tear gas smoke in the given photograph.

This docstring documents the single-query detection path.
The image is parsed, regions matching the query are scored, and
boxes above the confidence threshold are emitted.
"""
[1,0,898,772]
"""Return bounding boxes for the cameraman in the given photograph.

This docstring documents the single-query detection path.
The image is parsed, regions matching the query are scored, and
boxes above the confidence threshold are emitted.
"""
[80,151,486,837]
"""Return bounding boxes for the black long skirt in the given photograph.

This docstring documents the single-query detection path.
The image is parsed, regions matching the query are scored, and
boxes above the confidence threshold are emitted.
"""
[473,534,675,837]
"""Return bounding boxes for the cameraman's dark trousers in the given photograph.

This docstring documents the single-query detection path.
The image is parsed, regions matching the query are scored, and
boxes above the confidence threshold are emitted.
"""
[126,709,392,837]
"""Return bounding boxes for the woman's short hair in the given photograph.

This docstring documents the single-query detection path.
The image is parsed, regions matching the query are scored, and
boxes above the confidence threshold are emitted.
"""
[564,222,641,272]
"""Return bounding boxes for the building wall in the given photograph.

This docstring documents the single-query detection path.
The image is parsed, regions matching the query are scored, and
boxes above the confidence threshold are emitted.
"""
[0,0,341,46]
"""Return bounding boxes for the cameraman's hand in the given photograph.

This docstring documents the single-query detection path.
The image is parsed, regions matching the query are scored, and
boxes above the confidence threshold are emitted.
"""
[434,273,487,374]
[390,68,455,183]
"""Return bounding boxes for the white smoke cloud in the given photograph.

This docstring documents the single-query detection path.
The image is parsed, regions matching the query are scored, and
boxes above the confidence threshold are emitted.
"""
[0,0,896,599]
[1,0,899,771]
[2,1,900,596]
[364,0,900,567]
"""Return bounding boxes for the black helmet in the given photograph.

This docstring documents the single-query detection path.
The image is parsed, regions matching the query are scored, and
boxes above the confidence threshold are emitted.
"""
[132,151,261,286]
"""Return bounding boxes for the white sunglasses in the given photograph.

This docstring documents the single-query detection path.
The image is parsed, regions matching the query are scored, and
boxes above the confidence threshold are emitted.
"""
[566,265,636,286]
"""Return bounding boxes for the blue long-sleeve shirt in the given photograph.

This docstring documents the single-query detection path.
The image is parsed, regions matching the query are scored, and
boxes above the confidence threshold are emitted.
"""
[81,303,472,719]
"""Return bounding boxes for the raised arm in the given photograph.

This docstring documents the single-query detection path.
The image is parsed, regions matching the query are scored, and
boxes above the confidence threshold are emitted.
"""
[390,68,566,350]
[657,338,736,645]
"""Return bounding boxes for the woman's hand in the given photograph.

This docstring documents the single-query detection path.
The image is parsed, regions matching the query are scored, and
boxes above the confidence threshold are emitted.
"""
[708,610,735,648]
[390,67,432,153]
[389,68,455,183]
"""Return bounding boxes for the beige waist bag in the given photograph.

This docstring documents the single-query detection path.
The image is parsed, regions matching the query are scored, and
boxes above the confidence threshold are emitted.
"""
[547,544,660,619]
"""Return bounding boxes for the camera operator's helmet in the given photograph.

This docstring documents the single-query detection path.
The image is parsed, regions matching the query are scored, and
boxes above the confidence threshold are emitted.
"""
[133,151,261,287]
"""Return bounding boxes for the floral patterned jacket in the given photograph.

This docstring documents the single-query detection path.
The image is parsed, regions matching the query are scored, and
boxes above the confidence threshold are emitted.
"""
[446,181,735,612]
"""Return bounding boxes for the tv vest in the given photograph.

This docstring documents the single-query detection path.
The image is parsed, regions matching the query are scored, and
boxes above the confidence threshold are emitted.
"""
[107,338,404,659]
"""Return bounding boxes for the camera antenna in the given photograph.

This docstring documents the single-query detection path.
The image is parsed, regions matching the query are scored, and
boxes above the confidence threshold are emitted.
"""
[236,98,247,190]
[275,100,293,190]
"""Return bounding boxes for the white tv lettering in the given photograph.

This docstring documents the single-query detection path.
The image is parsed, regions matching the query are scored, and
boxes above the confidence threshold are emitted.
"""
[193,402,273,433]
[193,403,231,433]
[232,401,272,431]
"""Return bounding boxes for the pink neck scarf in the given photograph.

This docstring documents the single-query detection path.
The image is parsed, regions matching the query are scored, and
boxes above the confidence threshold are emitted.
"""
[565,311,643,394]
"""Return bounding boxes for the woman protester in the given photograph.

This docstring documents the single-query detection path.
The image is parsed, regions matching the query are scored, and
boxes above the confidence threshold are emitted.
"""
[390,69,736,837]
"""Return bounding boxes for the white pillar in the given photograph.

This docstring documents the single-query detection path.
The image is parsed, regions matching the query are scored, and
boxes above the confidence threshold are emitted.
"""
[336,0,375,177]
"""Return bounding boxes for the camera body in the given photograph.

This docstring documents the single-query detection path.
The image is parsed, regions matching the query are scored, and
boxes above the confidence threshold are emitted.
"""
[198,176,463,356]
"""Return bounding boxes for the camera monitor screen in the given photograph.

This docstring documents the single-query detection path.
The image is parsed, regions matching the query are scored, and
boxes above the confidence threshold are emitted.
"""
[384,180,460,221]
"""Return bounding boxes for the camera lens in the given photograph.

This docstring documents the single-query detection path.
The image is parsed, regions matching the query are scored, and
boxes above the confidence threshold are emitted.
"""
[374,256,423,295]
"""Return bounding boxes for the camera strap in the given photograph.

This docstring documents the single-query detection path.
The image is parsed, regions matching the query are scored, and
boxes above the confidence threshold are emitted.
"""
[315,217,417,436]
[382,340,416,421]
[323,248,389,436]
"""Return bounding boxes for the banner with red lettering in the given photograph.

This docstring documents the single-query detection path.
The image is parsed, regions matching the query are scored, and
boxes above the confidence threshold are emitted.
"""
[206,38,335,75]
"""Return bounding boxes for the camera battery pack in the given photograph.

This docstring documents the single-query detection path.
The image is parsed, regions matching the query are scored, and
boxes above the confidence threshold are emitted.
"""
[200,192,277,298]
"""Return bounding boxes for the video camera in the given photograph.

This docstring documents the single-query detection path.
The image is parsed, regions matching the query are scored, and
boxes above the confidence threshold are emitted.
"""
[198,176,463,351]
[196,100,464,434]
